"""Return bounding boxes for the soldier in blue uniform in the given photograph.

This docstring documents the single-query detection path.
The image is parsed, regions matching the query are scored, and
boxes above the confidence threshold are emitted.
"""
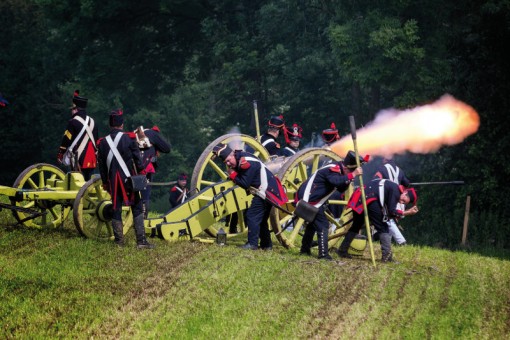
[213,143,288,250]
[97,109,154,249]
[260,115,285,156]
[320,122,343,220]
[57,90,98,181]
[296,151,364,260]
[135,125,171,216]
[338,178,418,262]
[373,157,411,245]
[281,123,303,157]
[0,93,9,108]
[169,173,188,208]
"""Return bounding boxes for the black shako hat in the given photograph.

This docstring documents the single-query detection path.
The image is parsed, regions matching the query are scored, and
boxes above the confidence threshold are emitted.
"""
[406,188,418,205]
[212,143,233,162]
[72,90,88,109]
[109,109,124,127]
[285,123,303,142]
[322,122,340,144]
[343,150,368,169]
[268,115,285,129]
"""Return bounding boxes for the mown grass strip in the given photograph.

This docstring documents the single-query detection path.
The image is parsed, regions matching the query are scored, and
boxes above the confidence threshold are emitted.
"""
[1,219,510,339]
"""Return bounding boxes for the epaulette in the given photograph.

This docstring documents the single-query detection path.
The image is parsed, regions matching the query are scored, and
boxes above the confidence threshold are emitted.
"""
[171,186,178,192]
[125,131,137,139]
[239,157,251,170]
[96,137,104,146]
[329,164,341,172]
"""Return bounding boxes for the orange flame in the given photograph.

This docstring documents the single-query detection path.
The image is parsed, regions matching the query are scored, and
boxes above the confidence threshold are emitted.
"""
[331,94,480,158]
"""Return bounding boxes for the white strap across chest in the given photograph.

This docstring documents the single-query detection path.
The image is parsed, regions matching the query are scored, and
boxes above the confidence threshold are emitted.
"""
[105,133,131,178]
[244,156,268,195]
[174,187,187,203]
[384,164,400,184]
[72,116,96,156]
[284,147,296,155]
[303,164,337,208]
[262,138,275,147]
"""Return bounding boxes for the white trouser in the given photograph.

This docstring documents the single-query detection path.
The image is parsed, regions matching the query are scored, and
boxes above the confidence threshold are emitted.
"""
[388,219,406,245]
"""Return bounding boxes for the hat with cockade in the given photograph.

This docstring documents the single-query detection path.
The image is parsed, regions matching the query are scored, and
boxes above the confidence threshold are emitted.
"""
[285,123,303,142]
[212,143,233,162]
[343,150,369,169]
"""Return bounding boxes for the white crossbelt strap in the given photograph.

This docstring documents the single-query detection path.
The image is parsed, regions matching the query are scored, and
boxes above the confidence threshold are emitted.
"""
[262,138,275,147]
[175,187,188,204]
[384,164,400,184]
[244,156,268,197]
[67,116,89,153]
[283,147,296,156]
[73,116,96,157]
[378,179,390,222]
[105,133,131,178]
[303,164,337,208]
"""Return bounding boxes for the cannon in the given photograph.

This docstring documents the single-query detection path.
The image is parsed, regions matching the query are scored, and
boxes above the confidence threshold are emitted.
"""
[0,134,365,254]
[0,163,135,238]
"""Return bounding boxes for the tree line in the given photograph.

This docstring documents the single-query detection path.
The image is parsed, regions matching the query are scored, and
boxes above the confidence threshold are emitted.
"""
[1,0,509,250]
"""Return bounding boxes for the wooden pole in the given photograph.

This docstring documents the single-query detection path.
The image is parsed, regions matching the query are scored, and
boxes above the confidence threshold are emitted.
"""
[349,116,376,267]
[461,195,471,245]
[253,100,261,142]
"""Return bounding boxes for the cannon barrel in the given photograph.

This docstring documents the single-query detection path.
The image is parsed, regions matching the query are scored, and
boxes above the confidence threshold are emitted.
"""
[410,181,464,186]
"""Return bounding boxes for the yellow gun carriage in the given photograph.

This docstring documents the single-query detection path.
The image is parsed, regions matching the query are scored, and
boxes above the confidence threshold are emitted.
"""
[0,134,365,254]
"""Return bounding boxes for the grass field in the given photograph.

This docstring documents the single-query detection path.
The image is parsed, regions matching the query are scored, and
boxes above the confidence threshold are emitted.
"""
[1,210,510,339]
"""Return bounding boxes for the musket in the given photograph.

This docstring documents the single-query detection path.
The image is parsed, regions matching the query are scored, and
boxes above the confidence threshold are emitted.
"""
[410,181,464,186]
[147,181,177,186]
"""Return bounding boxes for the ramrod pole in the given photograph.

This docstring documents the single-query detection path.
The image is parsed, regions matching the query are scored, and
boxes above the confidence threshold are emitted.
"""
[253,100,261,142]
[349,116,376,267]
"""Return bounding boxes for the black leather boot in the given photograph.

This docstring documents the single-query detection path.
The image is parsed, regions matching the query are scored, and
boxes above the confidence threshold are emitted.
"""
[112,219,125,246]
[317,230,332,260]
[380,232,394,262]
[300,225,315,255]
[134,214,155,249]
[337,231,357,258]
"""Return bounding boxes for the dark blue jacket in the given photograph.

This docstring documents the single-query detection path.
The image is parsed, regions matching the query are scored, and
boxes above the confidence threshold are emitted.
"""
[229,150,287,205]
[295,162,354,205]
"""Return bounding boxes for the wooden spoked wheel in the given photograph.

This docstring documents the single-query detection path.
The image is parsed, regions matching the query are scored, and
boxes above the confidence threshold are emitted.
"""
[190,133,270,237]
[10,163,71,229]
[270,148,355,249]
[73,177,133,240]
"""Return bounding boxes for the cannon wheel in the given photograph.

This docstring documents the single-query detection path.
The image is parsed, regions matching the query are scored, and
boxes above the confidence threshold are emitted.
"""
[10,163,71,229]
[270,148,352,249]
[190,133,270,238]
[73,177,133,240]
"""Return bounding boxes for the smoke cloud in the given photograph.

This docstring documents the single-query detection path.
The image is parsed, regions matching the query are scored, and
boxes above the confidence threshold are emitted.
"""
[331,94,480,158]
